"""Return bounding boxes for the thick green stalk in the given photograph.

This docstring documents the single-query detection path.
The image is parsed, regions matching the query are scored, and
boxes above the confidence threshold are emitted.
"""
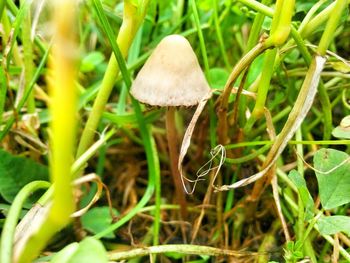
[238,0,273,16]
[239,0,271,127]
[217,42,267,144]
[301,1,349,38]
[298,0,326,34]
[243,48,277,133]
[244,0,294,132]
[317,0,348,56]
[76,1,147,157]
[265,0,295,48]
[246,0,271,51]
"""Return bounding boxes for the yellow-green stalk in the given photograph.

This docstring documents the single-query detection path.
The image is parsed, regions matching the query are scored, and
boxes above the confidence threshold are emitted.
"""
[47,0,77,226]
[16,1,78,262]
[244,0,294,133]
[76,0,150,158]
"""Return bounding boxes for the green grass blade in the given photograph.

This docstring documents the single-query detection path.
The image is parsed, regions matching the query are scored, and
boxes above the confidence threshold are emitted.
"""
[91,0,161,245]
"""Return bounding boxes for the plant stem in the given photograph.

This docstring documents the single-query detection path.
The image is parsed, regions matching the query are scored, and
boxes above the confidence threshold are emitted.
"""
[301,1,348,38]
[238,0,273,17]
[217,42,268,144]
[317,0,348,56]
[166,107,188,219]
[108,244,259,261]
[0,181,50,263]
[246,0,271,51]
[17,1,78,261]
[243,48,277,133]
[76,1,147,157]
[295,128,304,240]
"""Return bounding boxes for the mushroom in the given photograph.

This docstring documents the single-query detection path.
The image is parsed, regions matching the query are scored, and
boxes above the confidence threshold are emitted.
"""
[130,34,211,218]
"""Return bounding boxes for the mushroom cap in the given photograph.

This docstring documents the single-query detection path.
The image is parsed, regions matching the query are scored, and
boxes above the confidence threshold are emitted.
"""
[130,34,211,107]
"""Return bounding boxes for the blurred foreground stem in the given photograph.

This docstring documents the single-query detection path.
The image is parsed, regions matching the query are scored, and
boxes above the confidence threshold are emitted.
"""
[17,1,78,262]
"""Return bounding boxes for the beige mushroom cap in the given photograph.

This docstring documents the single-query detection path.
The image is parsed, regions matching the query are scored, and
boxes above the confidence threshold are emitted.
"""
[130,34,211,107]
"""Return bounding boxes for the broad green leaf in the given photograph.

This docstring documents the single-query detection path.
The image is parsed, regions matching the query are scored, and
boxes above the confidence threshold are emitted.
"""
[284,49,300,64]
[102,109,161,127]
[80,51,105,73]
[332,126,350,139]
[329,61,350,73]
[288,170,314,220]
[0,150,48,204]
[314,148,350,209]
[317,215,350,236]
[332,115,350,139]
[246,54,263,87]
[81,207,119,239]
[51,238,108,263]
[51,243,79,263]
[208,68,229,90]
[164,251,184,260]
[68,237,108,263]
[197,0,213,11]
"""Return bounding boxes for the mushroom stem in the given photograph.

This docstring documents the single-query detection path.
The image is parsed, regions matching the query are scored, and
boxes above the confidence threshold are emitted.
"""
[165,107,188,220]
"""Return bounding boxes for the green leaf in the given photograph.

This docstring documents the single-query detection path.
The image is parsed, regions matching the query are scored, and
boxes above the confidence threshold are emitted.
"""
[317,215,350,236]
[246,54,263,86]
[51,238,108,263]
[332,116,350,139]
[288,170,314,220]
[125,0,140,7]
[80,52,105,73]
[68,238,108,263]
[102,109,161,127]
[51,243,79,263]
[81,207,119,239]
[329,61,350,73]
[332,126,350,139]
[164,251,184,260]
[0,150,48,204]
[314,148,350,209]
[208,68,229,90]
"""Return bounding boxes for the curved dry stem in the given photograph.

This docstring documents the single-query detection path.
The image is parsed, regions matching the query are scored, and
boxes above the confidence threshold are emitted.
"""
[215,55,326,191]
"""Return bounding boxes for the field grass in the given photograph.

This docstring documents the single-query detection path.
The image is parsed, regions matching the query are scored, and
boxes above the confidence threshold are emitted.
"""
[1,0,350,262]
